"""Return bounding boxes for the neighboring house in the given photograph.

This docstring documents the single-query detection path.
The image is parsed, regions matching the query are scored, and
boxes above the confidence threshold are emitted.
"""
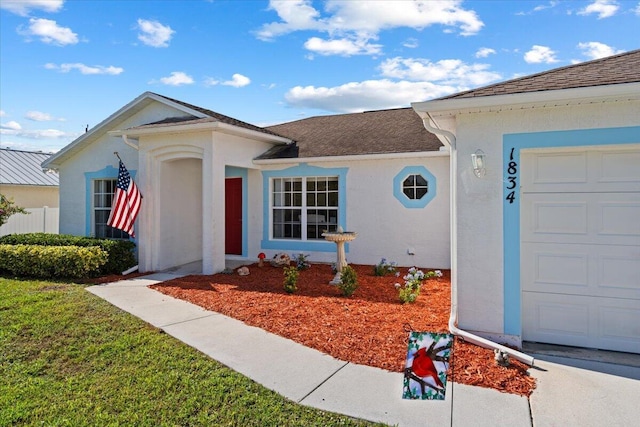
[0,148,59,235]
[42,50,639,355]
[41,93,451,275]
[412,49,640,354]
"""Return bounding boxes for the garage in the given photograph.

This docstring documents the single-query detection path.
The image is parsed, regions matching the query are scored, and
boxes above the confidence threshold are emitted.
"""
[521,145,640,353]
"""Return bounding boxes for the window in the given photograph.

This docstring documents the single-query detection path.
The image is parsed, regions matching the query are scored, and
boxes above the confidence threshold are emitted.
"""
[93,179,130,239]
[402,174,428,200]
[272,176,339,240]
[393,166,436,208]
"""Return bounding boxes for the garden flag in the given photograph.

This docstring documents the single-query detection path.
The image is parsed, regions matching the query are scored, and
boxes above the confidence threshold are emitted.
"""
[403,331,453,400]
[107,160,142,237]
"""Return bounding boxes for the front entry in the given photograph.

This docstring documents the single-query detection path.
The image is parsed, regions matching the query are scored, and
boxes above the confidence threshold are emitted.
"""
[225,177,243,255]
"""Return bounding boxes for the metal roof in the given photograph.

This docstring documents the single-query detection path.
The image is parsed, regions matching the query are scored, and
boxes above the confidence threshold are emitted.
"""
[0,148,59,186]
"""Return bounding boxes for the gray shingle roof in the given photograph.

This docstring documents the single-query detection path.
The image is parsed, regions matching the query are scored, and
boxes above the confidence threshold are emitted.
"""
[440,49,640,100]
[0,148,59,186]
[260,108,443,159]
[142,93,286,138]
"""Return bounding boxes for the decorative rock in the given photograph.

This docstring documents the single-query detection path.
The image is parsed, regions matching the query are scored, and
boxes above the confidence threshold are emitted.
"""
[237,266,250,276]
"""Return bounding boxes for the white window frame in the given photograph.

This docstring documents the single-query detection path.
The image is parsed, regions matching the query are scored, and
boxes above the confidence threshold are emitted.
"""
[270,176,339,241]
[92,178,130,239]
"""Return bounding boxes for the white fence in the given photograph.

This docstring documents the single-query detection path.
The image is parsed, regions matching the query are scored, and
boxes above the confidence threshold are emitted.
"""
[0,207,59,236]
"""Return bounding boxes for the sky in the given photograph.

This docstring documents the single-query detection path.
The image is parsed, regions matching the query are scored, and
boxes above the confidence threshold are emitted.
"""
[1,0,639,153]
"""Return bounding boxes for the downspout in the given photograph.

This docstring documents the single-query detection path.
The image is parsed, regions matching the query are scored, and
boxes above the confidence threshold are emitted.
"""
[421,113,534,366]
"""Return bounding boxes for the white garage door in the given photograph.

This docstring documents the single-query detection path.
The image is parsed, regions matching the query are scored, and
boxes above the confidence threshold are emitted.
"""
[521,145,640,354]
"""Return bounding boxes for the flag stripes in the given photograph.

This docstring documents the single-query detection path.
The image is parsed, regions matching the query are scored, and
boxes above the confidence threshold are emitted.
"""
[107,161,142,237]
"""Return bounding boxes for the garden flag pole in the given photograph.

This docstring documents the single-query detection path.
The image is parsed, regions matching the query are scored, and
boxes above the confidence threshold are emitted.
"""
[107,152,142,237]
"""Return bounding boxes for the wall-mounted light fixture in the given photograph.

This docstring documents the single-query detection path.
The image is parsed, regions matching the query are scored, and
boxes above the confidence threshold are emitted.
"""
[471,149,486,178]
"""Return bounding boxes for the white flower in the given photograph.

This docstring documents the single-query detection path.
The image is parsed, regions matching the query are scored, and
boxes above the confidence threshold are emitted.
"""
[394,283,401,289]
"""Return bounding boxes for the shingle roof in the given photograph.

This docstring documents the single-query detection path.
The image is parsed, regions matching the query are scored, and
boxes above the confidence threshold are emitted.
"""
[260,108,443,159]
[0,148,59,186]
[440,49,640,100]
[144,93,286,138]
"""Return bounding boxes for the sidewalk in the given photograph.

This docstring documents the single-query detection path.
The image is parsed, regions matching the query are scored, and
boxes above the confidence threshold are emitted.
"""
[87,272,640,427]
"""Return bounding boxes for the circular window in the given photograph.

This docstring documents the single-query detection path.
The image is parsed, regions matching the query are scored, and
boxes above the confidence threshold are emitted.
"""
[402,174,428,200]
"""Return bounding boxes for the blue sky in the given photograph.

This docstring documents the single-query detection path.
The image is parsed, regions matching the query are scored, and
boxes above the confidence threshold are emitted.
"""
[1,0,638,153]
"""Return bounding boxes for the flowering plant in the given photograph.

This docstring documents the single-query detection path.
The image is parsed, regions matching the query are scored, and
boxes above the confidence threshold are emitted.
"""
[373,258,398,276]
[395,268,443,303]
[292,253,310,271]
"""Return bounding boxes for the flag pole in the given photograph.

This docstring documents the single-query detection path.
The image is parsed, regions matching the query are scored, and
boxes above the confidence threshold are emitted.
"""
[114,151,122,162]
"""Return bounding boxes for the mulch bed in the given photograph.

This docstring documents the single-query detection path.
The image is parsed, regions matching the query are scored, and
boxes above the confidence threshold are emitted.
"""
[146,263,535,396]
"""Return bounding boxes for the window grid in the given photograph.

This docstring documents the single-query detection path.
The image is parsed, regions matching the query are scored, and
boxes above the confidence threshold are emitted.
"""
[272,176,339,240]
[402,174,428,200]
[93,179,129,239]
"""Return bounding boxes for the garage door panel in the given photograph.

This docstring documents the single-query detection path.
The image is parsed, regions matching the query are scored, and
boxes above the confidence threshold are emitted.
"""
[522,193,640,246]
[522,148,640,193]
[523,293,640,353]
[522,243,640,299]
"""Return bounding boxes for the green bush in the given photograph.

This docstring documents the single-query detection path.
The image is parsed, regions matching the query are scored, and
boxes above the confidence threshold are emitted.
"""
[338,265,358,297]
[283,266,298,293]
[0,233,136,274]
[0,244,108,279]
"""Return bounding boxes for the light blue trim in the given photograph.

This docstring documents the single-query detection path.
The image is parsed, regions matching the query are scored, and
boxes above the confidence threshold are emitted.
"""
[225,166,248,258]
[261,163,349,252]
[393,166,437,208]
[84,165,138,242]
[503,126,640,336]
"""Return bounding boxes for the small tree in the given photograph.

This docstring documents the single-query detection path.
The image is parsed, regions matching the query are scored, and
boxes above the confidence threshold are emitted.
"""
[0,194,28,226]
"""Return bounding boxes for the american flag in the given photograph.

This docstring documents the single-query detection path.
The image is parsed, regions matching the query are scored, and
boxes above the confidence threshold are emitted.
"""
[107,161,142,237]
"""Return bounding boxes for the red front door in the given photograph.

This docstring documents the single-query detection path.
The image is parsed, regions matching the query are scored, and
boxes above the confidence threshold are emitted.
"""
[225,178,243,255]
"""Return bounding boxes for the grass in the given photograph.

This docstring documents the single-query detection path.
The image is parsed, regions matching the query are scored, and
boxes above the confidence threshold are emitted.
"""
[0,276,384,427]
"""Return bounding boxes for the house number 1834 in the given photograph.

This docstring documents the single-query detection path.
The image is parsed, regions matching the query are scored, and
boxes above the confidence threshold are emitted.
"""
[505,147,517,204]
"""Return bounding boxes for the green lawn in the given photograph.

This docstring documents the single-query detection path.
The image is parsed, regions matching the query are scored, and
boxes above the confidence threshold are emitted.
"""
[0,277,384,426]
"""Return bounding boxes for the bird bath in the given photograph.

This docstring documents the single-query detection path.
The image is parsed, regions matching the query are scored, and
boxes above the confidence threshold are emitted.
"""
[322,230,357,284]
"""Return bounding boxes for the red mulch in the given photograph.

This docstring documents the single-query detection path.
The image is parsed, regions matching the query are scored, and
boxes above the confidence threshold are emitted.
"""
[148,263,536,396]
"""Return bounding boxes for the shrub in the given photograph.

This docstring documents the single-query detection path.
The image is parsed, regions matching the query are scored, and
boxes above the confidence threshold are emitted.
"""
[0,244,108,279]
[373,258,398,276]
[338,265,358,297]
[0,233,136,275]
[283,266,299,293]
[292,253,310,270]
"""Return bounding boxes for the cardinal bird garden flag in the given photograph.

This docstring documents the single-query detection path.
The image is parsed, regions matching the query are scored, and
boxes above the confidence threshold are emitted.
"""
[403,331,453,400]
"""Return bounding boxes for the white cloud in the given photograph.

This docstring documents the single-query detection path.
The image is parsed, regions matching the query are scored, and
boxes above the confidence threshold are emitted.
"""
[285,79,457,113]
[137,19,174,47]
[380,57,501,87]
[157,71,194,86]
[45,63,124,75]
[0,0,64,16]
[577,42,624,60]
[578,0,619,18]
[223,74,251,87]
[284,55,503,113]
[1,121,22,130]
[304,36,382,56]
[257,0,483,56]
[0,110,5,117]
[524,45,559,63]
[25,111,65,122]
[475,47,496,58]
[19,18,78,45]
[635,2,640,16]
[403,38,419,49]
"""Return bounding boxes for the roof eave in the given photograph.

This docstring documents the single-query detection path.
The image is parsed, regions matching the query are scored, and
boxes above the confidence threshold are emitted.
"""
[412,82,640,117]
[109,121,292,145]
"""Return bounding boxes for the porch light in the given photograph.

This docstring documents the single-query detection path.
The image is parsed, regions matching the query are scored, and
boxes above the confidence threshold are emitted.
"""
[471,149,486,178]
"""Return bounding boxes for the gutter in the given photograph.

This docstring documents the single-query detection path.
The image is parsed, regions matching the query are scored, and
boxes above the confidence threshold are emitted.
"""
[420,112,535,366]
[253,149,450,165]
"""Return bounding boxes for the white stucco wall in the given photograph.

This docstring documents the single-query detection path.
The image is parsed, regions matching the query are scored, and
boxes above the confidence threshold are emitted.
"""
[255,154,451,269]
[448,99,640,340]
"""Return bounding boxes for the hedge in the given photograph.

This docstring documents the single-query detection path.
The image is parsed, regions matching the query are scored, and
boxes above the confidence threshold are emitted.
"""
[0,233,136,275]
[0,244,108,279]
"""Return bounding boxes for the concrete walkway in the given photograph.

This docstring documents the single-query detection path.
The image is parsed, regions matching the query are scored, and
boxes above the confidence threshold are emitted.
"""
[87,272,640,427]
